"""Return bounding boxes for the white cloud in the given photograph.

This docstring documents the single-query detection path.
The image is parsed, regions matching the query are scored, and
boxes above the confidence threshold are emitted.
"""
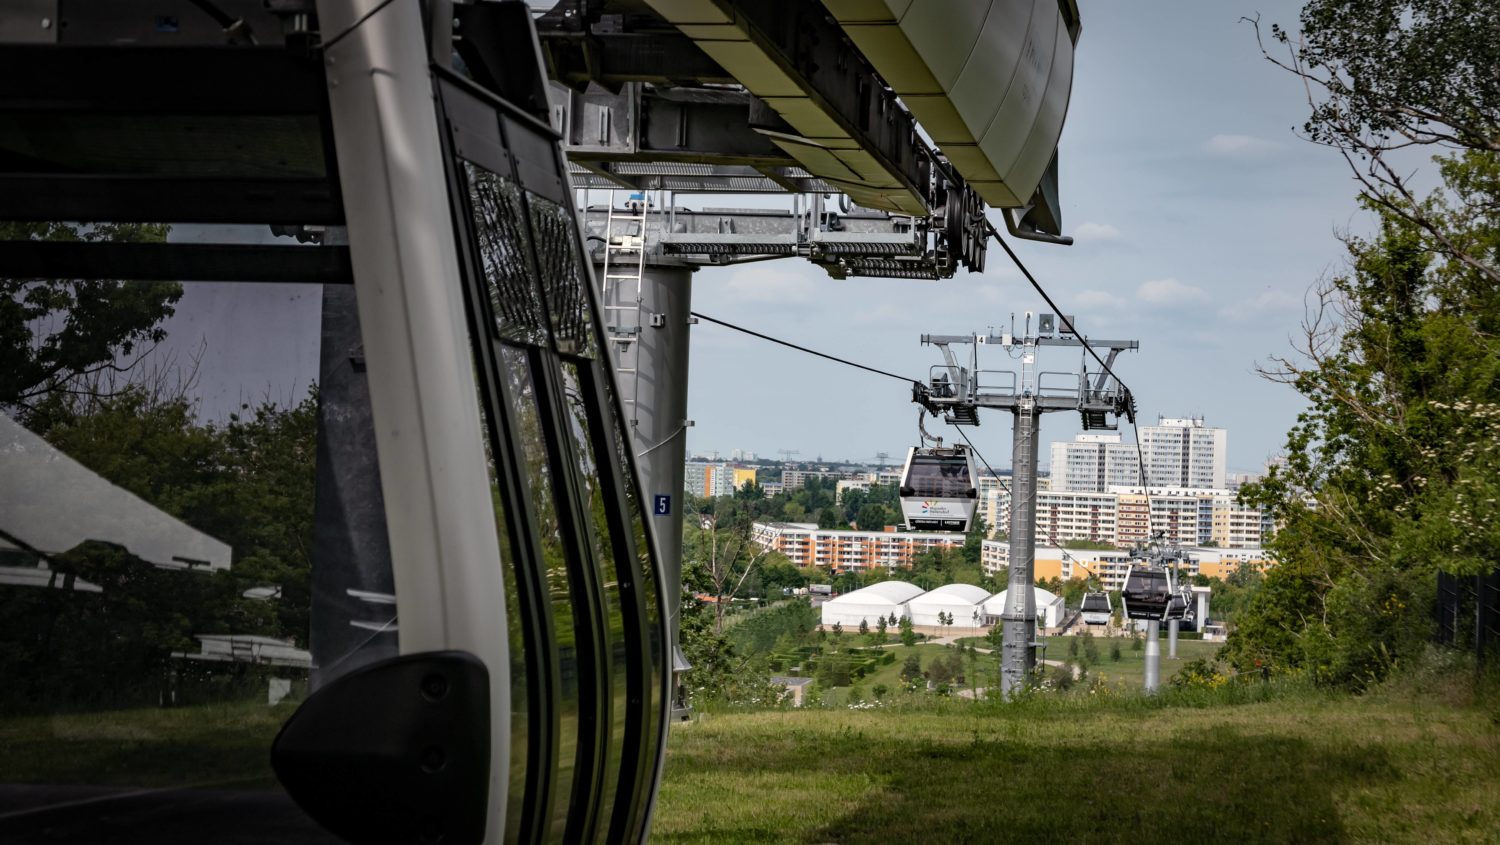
[1203,133,1282,158]
[850,303,904,325]
[974,284,1008,305]
[720,266,811,304]
[1073,289,1127,309]
[1217,288,1302,321]
[1136,277,1208,305]
[1073,221,1123,242]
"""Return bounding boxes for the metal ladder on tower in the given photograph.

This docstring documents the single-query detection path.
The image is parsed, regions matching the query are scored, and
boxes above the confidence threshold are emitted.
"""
[600,189,650,427]
[1013,337,1039,542]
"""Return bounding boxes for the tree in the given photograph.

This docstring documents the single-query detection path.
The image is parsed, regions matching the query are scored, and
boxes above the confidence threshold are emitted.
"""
[856,502,888,532]
[1254,2,1500,289]
[928,655,953,693]
[683,508,776,633]
[1081,631,1100,665]
[1228,201,1496,684]
[985,623,1004,650]
[876,615,889,639]
[898,615,917,647]
[758,555,807,595]
[830,620,844,652]
[0,383,320,707]
[899,654,923,690]
[0,222,182,422]
[887,612,898,628]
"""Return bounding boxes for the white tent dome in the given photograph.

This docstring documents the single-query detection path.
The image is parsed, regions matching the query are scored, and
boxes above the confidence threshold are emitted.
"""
[907,583,991,629]
[984,587,1067,629]
[820,580,924,628]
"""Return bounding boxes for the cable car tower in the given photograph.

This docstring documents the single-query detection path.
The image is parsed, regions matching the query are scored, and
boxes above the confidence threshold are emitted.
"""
[535,0,1085,718]
[913,314,1138,696]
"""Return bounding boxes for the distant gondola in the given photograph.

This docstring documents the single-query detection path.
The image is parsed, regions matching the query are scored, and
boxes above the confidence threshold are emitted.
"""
[1167,585,1195,624]
[1080,591,1112,625]
[1120,565,1174,621]
[897,445,979,532]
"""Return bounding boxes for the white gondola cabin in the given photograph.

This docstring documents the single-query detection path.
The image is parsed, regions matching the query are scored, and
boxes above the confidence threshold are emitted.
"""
[1080,591,1112,626]
[898,446,979,532]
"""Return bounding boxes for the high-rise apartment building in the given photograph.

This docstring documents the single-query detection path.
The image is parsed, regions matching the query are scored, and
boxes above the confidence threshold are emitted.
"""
[1137,416,1227,489]
[1050,418,1228,493]
[1049,432,1141,493]
[1033,490,1118,545]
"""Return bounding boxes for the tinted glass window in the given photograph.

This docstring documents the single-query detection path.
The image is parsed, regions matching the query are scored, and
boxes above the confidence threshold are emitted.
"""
[466,163,548,346]
[905,454,974,498]
[497,344,581,842]
[528,196,596,358]
[558,363,631,839]
[0,222,387,842]
[474,406,531,843]
[603,387,666,838]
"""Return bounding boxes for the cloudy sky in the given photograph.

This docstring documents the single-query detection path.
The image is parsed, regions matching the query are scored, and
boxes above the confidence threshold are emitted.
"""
[681,0,1385,474]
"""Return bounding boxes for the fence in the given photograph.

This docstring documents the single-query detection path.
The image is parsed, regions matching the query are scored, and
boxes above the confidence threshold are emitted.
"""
[1435,569,1500,662]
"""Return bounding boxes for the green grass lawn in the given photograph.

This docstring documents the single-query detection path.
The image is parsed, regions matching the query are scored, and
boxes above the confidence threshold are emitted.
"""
[1066,638,1222,689]
[0,700,290,789]
[658,677,1500,844]
[814,635,1222,703]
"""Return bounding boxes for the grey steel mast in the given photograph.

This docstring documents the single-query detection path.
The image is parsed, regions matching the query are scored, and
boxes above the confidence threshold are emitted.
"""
[915,319,1138,696]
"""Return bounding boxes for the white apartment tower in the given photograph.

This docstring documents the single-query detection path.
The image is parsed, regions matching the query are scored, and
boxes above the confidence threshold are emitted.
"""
[1138,416,1227,489]
[1049,432,1141,493]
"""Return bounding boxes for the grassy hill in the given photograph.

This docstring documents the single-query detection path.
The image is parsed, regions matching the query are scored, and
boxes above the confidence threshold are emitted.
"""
[655,671,1500,844]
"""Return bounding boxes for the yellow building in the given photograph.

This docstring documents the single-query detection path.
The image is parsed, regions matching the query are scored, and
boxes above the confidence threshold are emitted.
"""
[732,466,758,490]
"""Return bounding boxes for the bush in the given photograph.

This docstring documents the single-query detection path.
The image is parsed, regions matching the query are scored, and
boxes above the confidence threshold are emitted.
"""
[1169,658,1228,691]
[1049,663,1075,691]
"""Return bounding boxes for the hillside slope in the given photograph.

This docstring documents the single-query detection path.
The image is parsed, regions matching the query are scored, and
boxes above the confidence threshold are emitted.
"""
[655,682,1499,844]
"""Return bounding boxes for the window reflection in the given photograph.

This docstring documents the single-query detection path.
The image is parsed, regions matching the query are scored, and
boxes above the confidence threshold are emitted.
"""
[600,381,666,820]
[0,255,372,840]
[465,164,548,346]
[496,344,580,842]
[473,395,531,843]
[558,363,631,840]
[527,196,596,358]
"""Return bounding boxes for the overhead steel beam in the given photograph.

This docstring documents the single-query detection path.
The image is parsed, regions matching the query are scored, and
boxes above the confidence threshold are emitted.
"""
[720,0,931,209]
[577,202,948,279]
[567,162,836,194]
[550,83,798,166]
[540,29,735,90]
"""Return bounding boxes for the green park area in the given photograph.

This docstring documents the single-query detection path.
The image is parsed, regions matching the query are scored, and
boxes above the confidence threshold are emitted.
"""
[655,668,1500,844]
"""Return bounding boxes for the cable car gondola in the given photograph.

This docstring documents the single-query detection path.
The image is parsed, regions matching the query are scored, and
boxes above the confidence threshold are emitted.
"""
[1166,590,1190,622]
[1080,591,1113,625]
[898,445,979,532]
[1120,565,1174,621]
[1167,585,1197,625]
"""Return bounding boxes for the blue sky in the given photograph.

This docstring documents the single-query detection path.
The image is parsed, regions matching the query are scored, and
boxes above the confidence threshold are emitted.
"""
[683,0,1381,474]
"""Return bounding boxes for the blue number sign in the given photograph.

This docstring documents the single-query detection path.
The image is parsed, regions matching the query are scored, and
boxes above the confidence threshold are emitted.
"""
[653,494,672,516]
